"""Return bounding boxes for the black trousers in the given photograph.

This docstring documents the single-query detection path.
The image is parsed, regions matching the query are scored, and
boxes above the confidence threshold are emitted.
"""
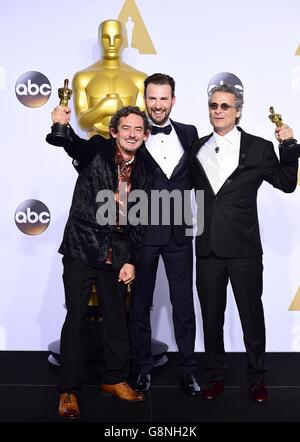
[129,237,196,374]
[58,257,129,393]
[196,254,267,384]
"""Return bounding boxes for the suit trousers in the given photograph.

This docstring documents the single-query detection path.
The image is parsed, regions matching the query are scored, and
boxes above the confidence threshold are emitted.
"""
[58,257,129,393]
[196,254,267,384]
[129,236,196,374]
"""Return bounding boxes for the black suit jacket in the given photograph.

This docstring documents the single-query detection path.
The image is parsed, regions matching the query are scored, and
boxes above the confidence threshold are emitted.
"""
[140,119,198,245]
[52,128,151,270]
[190,127,298,258]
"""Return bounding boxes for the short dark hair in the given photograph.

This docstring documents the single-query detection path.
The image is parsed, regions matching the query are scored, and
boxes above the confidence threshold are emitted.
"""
[208,84,244,124]
[109,106,150,134]
[144,73,175,97]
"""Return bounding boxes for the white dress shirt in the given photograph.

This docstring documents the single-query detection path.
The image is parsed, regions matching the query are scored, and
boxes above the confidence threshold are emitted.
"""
[146,120,184,179]
[197,126,241,194]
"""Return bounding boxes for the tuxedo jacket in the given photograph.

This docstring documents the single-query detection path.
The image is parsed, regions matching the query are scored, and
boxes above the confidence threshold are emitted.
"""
[140,119,198,246]
[190,127,298,258]
[52,128,151,271]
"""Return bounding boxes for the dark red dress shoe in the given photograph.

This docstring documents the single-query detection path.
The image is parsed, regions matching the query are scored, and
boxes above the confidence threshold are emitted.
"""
[58,392,80,419]
[201,380,224,400]
[250,384,269,402]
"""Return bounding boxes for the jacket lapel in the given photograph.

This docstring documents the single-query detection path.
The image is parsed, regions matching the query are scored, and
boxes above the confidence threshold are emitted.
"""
[194,133,213,156]
[171,120,189,152]
[140,144,167,178]
[169,120,193,179]
[169,151,188,179]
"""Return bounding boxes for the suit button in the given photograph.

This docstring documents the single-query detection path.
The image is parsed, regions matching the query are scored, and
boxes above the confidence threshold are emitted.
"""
[215,196,218,200]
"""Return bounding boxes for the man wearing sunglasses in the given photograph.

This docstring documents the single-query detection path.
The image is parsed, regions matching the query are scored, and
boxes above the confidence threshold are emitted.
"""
[190,83,299,402]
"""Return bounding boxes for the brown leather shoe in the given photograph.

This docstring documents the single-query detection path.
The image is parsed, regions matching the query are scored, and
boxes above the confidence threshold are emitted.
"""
[58,392,80,419]
[101,382,145,402]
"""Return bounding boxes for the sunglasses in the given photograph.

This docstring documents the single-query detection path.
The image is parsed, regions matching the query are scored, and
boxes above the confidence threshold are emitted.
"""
[209,102,235,111]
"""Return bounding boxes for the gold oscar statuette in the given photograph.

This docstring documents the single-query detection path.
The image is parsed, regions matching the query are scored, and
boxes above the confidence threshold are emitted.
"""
[46,79,73,146]
[268,106,299,162]
[268,106,283,128]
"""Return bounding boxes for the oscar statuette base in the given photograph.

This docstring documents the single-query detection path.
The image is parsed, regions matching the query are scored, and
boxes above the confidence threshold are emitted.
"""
[48,337,169,370]
[46,123,72,147]
[48,299,168,370]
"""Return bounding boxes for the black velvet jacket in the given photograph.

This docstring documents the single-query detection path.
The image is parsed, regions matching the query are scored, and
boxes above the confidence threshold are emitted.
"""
[55,128,151,271]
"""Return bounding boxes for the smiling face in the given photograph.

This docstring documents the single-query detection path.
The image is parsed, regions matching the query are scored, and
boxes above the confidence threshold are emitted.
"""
[110,113,148,159]
[209,91,241,136]
[144,83,176,126]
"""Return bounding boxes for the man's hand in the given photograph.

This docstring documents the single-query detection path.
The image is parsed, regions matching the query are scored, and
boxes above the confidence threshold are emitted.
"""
[118,263,135,284]
[51,105,71,125]
[275,123,294,142]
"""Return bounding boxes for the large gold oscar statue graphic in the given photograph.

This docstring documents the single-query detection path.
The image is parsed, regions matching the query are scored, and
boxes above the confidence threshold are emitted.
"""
[72,19,147,139]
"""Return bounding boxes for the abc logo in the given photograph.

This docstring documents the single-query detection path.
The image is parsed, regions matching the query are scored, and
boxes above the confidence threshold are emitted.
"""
[15,199,51,235]
[15,71,51,107]
[207,72,244,96]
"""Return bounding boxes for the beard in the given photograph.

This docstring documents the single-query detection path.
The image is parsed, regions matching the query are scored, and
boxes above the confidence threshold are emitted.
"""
[147,106,171,126]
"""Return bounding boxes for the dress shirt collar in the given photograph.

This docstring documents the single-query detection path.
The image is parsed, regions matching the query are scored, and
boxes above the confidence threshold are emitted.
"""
[213,126,239,148]
[149,118,172,129]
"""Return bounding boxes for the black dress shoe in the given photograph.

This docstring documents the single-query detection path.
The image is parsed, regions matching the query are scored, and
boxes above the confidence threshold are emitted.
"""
[180,374,201,396]
[201,380,224,400]
[250,383,269,402]
[135,374,151,393]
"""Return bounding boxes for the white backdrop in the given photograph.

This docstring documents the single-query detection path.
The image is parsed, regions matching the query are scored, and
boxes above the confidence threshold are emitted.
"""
[1,0,299,351]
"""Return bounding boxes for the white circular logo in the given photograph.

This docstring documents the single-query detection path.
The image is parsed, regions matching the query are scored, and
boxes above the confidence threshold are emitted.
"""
[15,199,51,235]
[15,71,51,107]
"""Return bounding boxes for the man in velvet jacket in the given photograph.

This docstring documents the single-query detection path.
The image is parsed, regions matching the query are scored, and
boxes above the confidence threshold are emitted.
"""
[47,105,151,419]
[129,73,201,396]
[190,84,299,402]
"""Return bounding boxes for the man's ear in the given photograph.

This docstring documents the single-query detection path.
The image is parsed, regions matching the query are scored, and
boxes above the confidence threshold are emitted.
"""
[110,128,117,139]
[143,130,150,142]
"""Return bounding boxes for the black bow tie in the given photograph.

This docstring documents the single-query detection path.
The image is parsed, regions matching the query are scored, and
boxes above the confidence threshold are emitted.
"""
[151,124,172,135]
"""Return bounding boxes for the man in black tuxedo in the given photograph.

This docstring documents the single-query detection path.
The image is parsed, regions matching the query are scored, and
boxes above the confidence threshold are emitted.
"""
[129,73,201,395]
[190,84,299,402]
[47,106,151,418]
